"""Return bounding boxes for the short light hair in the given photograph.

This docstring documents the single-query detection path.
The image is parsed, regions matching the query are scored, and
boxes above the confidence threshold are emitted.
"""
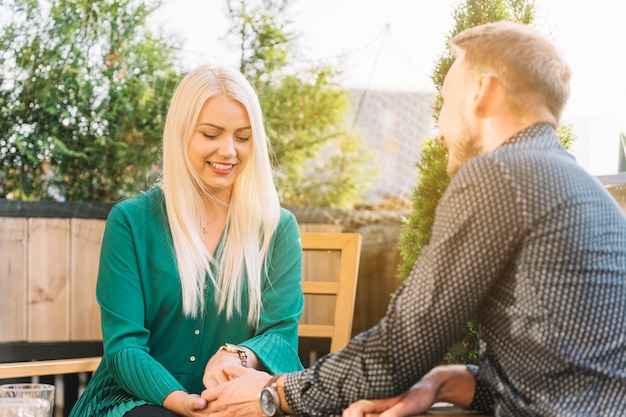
[450,21,571,122]
[161,64,280,324]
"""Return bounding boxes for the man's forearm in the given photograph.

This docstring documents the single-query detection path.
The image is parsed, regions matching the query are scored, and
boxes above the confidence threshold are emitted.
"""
[427,365,476,408]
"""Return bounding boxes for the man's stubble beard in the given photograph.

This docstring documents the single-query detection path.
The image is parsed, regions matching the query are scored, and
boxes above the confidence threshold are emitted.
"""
[446,116,483,177]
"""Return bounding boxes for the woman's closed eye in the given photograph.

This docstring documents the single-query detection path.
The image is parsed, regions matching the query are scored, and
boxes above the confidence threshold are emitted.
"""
[200,132,250,141]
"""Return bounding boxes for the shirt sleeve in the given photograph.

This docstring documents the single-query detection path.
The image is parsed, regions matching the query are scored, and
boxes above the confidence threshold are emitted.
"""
[97,203,185,405]
[284,157,523,415]
[466,364,495,414]
[241,209,305,374]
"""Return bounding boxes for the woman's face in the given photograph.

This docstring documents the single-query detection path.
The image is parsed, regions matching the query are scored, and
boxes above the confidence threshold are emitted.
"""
[188,95,253,196]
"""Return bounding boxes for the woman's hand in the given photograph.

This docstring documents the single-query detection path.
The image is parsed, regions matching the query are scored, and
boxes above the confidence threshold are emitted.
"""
[343,365,476,417]
[203,346,258,389]
[162,390,208,417]
[201,365,272,417]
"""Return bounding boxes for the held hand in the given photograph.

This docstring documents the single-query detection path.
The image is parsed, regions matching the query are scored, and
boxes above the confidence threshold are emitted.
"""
[342,397,406,417]
[162,390,208,417]
[201,365,271,417]
[342,379,438,417]
[343,365,476,417]
[203,349,246,389]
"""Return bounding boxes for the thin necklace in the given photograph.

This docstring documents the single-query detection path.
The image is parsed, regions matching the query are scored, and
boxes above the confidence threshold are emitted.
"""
[201,221,207,233]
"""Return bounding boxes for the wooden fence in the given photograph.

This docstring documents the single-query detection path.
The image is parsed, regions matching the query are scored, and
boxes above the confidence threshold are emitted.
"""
[0,215,346,345]
[1,217,105,343]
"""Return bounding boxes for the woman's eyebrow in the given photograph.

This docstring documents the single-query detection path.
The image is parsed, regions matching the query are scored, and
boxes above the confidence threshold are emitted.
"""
[198,122,223,129]
[198,123,251,132]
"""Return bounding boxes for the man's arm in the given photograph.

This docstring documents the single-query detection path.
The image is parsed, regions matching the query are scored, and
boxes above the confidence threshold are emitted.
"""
[278,159,521,415]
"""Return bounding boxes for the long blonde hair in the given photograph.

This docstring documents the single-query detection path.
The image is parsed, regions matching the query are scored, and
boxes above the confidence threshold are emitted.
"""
[160,64,280,325]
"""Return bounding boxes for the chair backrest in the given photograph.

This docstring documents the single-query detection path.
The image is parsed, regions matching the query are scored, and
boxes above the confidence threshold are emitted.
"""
[299,232,362,353]
[0,232,362,379]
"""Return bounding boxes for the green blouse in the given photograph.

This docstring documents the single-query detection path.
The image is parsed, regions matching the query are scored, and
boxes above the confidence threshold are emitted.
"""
[69,187,304,417]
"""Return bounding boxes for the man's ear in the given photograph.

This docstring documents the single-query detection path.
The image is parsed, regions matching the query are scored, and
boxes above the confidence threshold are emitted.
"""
[472,73,497,117]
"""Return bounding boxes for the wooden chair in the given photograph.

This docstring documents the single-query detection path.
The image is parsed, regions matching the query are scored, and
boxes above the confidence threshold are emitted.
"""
[0,357,101,379]
[0,232,362,379]
[299,232,362,353]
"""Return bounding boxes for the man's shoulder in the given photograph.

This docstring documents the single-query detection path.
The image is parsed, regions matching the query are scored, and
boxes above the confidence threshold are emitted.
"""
[459,130,574,186]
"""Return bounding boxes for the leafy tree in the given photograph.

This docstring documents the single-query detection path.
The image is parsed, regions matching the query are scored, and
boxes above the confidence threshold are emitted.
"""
[0,0,182,201]
[0,0,374,207]
[398,0,575,365]
[223,0,376,208]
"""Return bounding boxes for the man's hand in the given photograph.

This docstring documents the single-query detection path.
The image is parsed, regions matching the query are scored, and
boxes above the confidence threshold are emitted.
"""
[342,376,438,417]
[201,365,271,417]
[343,365,476,417]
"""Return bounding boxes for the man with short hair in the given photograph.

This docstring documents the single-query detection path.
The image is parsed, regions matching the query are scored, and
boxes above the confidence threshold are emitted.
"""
[202,21,626,417]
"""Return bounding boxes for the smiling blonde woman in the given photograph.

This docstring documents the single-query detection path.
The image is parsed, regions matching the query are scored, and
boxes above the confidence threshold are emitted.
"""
[68,65,304,417]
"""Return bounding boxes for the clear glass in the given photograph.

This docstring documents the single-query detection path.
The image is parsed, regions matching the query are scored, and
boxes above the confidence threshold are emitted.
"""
[0,384,55,417]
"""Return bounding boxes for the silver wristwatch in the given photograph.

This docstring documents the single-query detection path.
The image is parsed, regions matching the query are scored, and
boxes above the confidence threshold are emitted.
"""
[259,374,283,416]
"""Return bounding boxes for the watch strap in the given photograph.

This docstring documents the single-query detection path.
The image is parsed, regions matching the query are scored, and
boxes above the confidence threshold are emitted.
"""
[264,374,283,416]
[265,374,281,388]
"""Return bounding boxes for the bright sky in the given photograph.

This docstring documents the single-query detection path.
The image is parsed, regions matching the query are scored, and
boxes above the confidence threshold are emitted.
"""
[154,0,626,174]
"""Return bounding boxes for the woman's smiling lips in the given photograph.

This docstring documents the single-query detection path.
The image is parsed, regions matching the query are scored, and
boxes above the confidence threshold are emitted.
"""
[208,161,236,174]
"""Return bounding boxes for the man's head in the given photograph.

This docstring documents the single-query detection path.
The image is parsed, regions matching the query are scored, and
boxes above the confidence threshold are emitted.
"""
[450,21,571,122]
[438,21,571,176]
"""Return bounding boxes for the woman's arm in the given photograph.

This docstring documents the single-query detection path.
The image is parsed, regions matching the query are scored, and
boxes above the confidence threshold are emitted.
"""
[98,202,186,404]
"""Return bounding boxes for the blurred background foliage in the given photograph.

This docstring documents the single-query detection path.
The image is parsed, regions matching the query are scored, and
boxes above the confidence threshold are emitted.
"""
[223,0,377,208]
[0,0,375,208]
[0,0,181,201]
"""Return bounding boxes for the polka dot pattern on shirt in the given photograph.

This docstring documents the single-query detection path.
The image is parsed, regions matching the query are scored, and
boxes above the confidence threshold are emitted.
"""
[284,124,626,417]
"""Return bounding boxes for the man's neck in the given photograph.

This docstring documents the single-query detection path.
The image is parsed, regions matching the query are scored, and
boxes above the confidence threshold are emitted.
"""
[481,109,557,153]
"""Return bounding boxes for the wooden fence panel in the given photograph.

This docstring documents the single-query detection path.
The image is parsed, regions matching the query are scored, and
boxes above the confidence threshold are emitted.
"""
[70,219,105,341]
[27,218,70,342]
[0,217,28,342]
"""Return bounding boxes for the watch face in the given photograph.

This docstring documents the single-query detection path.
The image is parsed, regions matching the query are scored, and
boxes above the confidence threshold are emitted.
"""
[259,388,277,416]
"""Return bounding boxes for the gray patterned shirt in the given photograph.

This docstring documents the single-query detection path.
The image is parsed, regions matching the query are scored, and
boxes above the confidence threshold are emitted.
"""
[284,124,626,416]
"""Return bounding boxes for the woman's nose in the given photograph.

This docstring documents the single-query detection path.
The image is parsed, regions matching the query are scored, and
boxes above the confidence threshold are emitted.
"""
[218,136,236,157]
